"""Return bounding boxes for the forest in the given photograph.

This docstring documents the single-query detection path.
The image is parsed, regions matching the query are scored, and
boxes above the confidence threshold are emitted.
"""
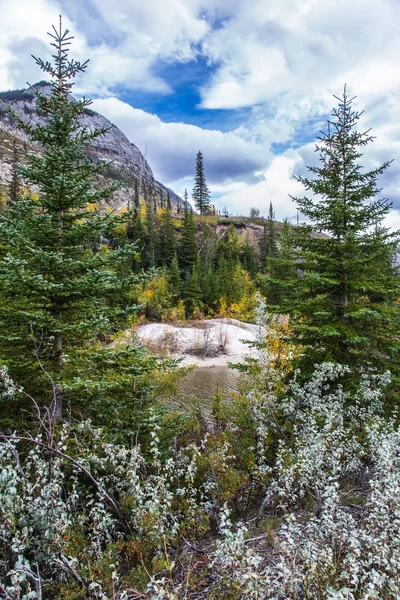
[0,20,400,600]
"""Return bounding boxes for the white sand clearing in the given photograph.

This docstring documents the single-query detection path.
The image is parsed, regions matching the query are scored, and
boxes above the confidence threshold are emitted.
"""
[136,318,261,367]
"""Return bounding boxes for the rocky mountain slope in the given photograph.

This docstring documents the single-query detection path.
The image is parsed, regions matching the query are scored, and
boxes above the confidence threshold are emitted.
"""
[0,82,183,211]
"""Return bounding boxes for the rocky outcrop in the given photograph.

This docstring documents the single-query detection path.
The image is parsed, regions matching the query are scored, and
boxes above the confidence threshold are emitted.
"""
[0,82,183,211]
[136,318,260,366]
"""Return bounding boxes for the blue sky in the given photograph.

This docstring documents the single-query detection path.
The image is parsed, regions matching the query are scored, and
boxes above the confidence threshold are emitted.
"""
[1,0,400,228]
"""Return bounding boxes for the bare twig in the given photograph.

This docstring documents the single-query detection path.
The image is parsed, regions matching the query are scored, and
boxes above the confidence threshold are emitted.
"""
[182,537,208,555]
[256,485,273,523]
[15,563,42,600]
[52,554,85,586]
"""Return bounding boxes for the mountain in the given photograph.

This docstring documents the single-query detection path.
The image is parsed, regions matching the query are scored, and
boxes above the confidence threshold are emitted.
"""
[0,82,184,211]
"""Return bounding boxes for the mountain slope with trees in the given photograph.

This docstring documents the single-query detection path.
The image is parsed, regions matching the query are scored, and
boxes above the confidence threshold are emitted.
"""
[0,84,184,212]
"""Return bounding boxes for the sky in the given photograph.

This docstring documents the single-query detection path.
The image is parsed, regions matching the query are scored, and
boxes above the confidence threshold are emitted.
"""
[1,0,400,227]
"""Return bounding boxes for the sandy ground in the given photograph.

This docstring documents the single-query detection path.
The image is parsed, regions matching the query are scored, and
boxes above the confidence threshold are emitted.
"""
[136,318,261,367]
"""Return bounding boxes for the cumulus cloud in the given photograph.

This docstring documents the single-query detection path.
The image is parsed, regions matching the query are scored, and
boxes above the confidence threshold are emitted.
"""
[91,96,266,186]
[0,0,62,90]
[0,0,208,95]
[199,0,400,110]
[216,149,305,220]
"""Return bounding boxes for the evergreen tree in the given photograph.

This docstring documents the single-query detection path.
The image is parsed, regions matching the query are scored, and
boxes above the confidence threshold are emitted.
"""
[200,224,219,266]
[178,203,198,273]
[260,219,298,308]
[240,240,258,277]
[126,202,147,273]
[289,88,400,375]
[217,225,239,265]
[143,184,157,268]
[168,253,181,302]
[0,20,153,424]
[153,185,158,213]
[202,265,219,310]
[126,179,140,241]
[157,206,176,267]
[8,141,21,210]
[216,226,242,305]
[258,202,279,269]
[134,178,140,210]
[184,257,203,317]
[192,151,211,214]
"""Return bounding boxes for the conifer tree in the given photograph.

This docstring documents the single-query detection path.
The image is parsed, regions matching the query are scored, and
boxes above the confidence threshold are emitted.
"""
[184,257,203,317]
[157,205,176,267]
[126,179,140,241]
[8,141,21,210]
[260,219,298,308]
[258,202,279,269]
[143,184,157,268]
[200,224,219,266]
[289,88,400,375]
[168,254,181,302]
[0,19,153,423]
[192,151,211,214]
[134,178,140,210]
[202,265,219,310]
[216,225,242,305]
[178,203,198,273]
[240,240,258,277]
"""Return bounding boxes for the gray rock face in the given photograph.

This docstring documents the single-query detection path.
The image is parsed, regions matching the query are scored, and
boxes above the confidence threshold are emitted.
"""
[0,83,183,210]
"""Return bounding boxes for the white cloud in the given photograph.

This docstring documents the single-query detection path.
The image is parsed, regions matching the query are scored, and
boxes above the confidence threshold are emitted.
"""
[199,0,400,110]
[216,150,304,219]
[91,96,266,185]
[0,0,208,95]
[0,0,63,90]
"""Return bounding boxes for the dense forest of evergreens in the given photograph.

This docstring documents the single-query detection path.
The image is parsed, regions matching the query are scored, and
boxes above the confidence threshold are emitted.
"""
[0,19,400,600]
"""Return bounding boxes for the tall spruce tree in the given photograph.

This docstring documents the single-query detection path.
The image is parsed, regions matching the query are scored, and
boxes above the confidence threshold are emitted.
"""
[240,240,258,277]
[289,88,400,376]
[178,203,198,273]
[184,257,203,317]
[192,151,211,214]
[258,202,279,269]
[157,205,176,267]
[143,184,158,268]
[8,142,21,211]
[216,225,242,305]
[260,219,298,308]
[168,253,181,302]
[134,178,140,210]
[0,19,155,425]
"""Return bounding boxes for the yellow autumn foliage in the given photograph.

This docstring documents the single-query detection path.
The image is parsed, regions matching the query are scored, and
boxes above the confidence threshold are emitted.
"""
[138,272,171,313]
[264,314,301,393]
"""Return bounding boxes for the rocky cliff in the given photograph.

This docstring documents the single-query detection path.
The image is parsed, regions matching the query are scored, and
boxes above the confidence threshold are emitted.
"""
[0,82,183,211]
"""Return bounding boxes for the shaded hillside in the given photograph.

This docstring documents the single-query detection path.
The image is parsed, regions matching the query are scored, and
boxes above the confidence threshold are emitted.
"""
[0,82,183,210]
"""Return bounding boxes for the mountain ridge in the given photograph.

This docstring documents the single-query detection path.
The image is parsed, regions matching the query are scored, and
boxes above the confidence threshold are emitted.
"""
[0,82,184,211]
